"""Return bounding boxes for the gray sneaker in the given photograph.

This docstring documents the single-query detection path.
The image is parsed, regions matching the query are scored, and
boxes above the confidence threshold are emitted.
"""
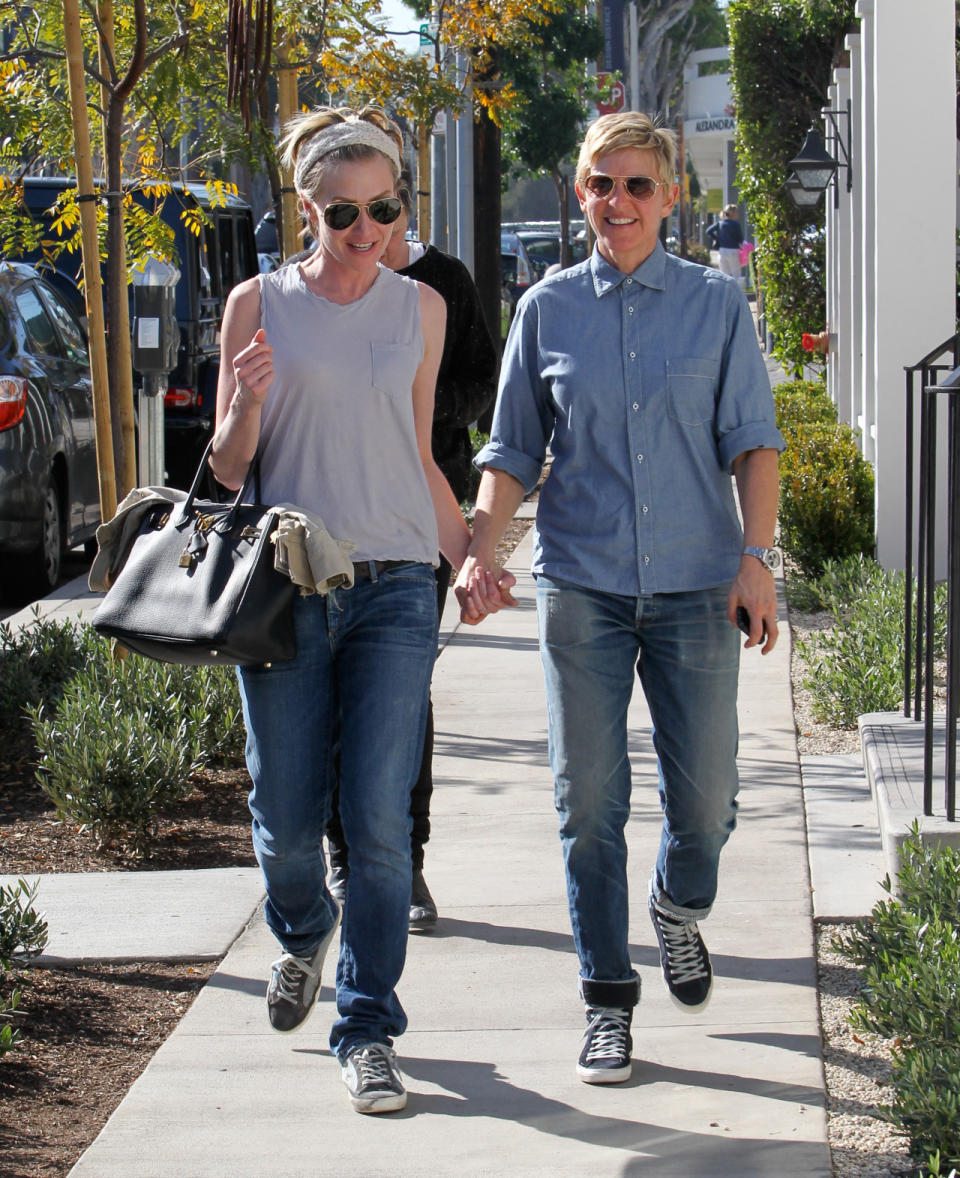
[341,1042,407,1114]
[266,905,341,1034]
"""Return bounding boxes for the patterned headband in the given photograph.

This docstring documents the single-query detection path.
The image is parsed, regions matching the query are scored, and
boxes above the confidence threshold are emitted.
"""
[294,121,401,191]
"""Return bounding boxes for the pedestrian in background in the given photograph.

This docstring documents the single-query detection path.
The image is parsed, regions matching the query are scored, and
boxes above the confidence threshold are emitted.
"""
[706,203,745,279]
[325,171,498,928]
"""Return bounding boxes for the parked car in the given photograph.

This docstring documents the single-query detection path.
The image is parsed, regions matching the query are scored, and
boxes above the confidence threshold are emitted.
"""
[255,209,282,273]
[14,178,259,488]
[0,260,100,599]
[501,232,535,329]
[516,231,588,281]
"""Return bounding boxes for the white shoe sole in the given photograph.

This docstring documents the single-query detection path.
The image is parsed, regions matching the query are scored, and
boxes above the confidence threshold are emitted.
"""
[663,977,713,1014]
[348,1090,408,1114]
[577,1061,632,1084]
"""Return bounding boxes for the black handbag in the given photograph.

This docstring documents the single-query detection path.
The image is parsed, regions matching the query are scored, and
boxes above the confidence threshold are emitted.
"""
[92,438,297,666]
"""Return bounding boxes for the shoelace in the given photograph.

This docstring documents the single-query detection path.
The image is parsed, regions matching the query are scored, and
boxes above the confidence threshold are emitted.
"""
[582,1007,631,1063]
[270,953,317,1005]
[352,1045,398,1089]
[657,915,708,984]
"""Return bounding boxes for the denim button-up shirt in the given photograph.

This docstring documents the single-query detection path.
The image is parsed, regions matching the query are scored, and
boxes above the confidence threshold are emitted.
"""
[476,243,784,597]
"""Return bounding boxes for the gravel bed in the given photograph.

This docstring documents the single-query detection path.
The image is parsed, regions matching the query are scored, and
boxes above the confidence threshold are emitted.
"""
[789,601,917,1177]
[816,926,913,1177]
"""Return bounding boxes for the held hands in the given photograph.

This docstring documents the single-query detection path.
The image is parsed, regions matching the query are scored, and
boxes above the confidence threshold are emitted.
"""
[233,328,273,405]
[728,557,779,654]
[454,555,518,625]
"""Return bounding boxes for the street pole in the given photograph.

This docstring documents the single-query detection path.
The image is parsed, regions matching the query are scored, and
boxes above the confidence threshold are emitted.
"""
[431,113,447,249]
[455,53,474,273]
[677,116,687,258]
[445,104,458,257]
[62,0,117,521]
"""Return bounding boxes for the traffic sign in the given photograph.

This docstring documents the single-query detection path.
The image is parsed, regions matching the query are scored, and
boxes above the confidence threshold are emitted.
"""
[597,73,626,115]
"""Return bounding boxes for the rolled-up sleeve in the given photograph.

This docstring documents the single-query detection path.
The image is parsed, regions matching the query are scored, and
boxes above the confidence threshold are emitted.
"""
[714,284,785,472]
[475,298,554,494]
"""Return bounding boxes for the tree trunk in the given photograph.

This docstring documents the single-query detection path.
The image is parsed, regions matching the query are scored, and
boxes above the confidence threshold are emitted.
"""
[417,126,431,245]
[103,93,137,496]
[274,30,299,260]
[62,0,116,521]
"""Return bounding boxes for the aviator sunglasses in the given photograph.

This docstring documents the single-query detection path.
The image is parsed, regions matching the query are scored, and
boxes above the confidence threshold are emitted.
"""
[321,196,403,231]
[583,174,665,202]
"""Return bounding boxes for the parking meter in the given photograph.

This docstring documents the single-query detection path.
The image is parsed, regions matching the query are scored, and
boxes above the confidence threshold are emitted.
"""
[131,258,180,485]
[131,257,179,376]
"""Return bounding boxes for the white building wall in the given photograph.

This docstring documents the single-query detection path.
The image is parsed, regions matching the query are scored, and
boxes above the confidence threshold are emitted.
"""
[825,87,840,410]
[870,0,956,570]
[856,0,877,465]
[682,48,734,199]
[831,69,853,429]
[846,34,865,459]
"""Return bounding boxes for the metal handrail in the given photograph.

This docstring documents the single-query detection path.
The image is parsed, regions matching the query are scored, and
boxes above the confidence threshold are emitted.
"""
[904,337,960,821]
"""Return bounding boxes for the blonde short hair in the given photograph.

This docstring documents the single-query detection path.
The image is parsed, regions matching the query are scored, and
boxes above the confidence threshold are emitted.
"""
[723,203,739,217]
[576,112,677,189]
[280,105,404,202]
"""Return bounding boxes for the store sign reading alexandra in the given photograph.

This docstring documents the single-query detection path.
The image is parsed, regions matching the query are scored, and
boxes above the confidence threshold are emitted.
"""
[694,117,736,133]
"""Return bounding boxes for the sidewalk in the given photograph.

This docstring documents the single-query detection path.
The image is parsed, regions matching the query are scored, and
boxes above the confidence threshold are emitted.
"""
[3,527,890,1177]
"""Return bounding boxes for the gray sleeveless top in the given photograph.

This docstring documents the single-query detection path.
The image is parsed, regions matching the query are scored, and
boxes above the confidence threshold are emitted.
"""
[256,264,439,565]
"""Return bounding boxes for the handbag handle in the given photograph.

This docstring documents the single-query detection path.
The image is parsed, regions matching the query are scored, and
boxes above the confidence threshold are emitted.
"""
[184,436,263,530]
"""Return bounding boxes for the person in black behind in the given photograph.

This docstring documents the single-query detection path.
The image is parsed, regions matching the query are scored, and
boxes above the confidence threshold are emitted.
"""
[325,172,498,927]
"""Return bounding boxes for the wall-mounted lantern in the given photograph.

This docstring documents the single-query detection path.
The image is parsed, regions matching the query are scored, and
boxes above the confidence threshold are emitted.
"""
[785,100,852,208]
[784,171,825,209]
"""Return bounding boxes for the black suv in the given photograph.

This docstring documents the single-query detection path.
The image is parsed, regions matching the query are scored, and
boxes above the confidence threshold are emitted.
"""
[15,178,259,488]
[0,261,99,599]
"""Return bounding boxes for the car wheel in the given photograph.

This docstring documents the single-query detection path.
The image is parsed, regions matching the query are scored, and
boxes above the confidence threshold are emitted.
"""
[22,479,64,597]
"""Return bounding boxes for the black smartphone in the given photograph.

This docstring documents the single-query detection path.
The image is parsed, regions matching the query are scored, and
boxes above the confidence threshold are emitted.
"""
[736,606,767,641]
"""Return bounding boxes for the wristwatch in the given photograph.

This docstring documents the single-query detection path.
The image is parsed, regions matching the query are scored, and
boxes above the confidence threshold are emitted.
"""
[743,545,781,571]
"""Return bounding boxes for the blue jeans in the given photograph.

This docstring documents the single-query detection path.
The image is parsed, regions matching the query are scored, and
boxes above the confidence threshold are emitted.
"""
[536,576,740,996]
[237,562,438,1059]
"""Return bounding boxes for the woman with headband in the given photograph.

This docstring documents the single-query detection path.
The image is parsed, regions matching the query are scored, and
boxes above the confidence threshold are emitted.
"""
[209,105,481,1114]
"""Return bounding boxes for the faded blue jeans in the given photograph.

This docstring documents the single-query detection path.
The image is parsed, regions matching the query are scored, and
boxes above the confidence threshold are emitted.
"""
[237,561,438,1059]
[536,575,740,1002]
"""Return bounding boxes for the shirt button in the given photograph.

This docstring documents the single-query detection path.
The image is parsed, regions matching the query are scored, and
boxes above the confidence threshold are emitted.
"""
[636,453,644,462]
[626,278,633,285]
[628,306,635,314]
[629,351,636,359]
[632,402,639,411]
[641,505,649,514]
[643,554,650,564]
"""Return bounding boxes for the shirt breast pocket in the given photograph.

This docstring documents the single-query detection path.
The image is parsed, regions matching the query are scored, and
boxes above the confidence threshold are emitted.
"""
[666,358,720,426]
[371,339,421,400]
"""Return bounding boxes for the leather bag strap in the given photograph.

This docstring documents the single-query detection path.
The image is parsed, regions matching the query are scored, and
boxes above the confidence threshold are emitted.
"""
[185,437,263,529]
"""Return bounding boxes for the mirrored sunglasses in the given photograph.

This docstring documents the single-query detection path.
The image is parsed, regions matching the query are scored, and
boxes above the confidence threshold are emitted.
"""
[322,197,403,231]
[583,174,664,202]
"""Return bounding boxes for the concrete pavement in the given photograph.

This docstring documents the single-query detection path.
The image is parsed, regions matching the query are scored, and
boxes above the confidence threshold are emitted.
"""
[2,526,892,1177]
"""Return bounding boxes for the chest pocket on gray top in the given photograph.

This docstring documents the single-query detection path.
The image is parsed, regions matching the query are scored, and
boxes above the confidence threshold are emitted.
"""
[666,358,720,426]
[371,339,421,400]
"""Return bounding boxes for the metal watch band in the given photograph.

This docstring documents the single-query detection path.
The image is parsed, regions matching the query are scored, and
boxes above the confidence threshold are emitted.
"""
[742,545,780,571]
